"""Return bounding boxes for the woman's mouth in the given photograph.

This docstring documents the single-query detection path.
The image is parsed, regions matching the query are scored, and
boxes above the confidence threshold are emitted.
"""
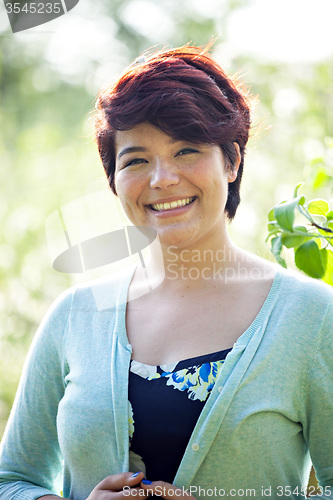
[150,196,196,212]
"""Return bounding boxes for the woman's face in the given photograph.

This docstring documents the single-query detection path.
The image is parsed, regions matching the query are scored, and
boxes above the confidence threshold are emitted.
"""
[114,122,238,249]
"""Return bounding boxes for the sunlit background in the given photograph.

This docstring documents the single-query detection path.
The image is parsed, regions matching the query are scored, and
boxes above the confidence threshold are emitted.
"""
[0,0,332,462]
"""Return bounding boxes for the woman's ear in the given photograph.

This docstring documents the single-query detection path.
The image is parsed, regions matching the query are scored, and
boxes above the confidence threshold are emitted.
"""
[228,142,241,183]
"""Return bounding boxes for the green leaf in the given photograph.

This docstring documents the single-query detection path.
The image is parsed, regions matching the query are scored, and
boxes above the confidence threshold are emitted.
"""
[270,235,287,268]
[267,208,279,232]
[307,199,330,216]
[266,229,280,242]
[326,211,333,221]
[310,157,325,167]
[294,240,327,279]
[312,169,331,190]
[293,182,304,198]
[271,234,282,254]
[268,208,276,221]
[274,195,305,232]
[267,221,279,233]
[323,249,333,286]
[266,229,281,243]
[281,229,308,249]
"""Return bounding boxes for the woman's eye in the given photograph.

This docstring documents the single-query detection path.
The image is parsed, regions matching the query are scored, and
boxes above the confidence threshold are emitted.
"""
[125,158,148,168]
[176,148,199,156]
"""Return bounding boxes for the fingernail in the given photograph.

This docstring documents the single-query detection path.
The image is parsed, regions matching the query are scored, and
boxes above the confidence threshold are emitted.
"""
[132,472,141,478]
[142,479,152,485]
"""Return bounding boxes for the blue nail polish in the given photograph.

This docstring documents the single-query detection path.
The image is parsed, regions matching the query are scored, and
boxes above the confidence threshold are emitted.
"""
[132,472,140,478]
[142,479,152,485]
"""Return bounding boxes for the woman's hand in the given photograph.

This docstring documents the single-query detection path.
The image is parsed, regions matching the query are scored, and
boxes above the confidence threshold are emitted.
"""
[140,479,197,499]
[86,471,150,499]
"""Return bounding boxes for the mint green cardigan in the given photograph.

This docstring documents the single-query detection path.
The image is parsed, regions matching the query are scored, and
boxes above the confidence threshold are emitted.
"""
[0,267,333,500]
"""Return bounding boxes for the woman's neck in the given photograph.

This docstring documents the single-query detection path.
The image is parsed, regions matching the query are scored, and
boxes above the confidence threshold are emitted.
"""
[133,232,246,295]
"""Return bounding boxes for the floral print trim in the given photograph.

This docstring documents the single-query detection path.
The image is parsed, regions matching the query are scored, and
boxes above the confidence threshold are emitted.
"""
[130,359,225,402]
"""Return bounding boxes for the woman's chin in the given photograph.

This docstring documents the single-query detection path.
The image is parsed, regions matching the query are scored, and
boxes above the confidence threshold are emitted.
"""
[155,227,199,250]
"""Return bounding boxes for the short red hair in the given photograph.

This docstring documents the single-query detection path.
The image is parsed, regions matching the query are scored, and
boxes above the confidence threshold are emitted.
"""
[95,45,253,219]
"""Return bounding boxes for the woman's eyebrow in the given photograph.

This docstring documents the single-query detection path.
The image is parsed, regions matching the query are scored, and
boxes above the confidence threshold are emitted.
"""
[117,146,147,160]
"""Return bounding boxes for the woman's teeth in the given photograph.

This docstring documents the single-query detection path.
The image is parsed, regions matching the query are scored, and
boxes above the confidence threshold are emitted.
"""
[151,197,195,211]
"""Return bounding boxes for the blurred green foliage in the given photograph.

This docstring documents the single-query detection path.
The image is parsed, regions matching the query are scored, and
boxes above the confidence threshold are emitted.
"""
[0,8,332,498]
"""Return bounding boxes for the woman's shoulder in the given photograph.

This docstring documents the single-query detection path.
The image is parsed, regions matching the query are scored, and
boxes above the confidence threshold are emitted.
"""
[267,266,333,349]
[276,265,333,304]
[241,248,333,302]
[51,266,136,313]
[239,250,333,326]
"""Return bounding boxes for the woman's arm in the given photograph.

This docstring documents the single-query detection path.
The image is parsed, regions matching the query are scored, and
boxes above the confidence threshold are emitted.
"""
[303,300,333,499]
[0,289,73,499]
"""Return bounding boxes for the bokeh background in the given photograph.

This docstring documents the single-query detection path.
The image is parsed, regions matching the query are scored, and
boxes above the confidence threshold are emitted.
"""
[0,0,333,484]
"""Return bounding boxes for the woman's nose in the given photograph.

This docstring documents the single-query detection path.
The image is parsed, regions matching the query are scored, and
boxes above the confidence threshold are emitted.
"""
[149,158,180,189]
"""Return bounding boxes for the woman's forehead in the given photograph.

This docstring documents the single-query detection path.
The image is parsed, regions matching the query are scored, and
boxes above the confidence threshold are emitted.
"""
[115,123,180,154]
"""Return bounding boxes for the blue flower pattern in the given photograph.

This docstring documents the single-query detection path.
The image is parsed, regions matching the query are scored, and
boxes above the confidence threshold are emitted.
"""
[144,360,224,402]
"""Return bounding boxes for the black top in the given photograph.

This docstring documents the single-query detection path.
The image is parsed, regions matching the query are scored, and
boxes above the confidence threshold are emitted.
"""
[128,347,232,484]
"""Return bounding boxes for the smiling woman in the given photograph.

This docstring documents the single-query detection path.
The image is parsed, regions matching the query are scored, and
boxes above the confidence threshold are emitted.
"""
[0,45,333,500]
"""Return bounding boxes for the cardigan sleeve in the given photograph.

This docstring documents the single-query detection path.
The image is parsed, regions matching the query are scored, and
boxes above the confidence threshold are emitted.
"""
[0,288,74,500]
[303,299,333,499]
